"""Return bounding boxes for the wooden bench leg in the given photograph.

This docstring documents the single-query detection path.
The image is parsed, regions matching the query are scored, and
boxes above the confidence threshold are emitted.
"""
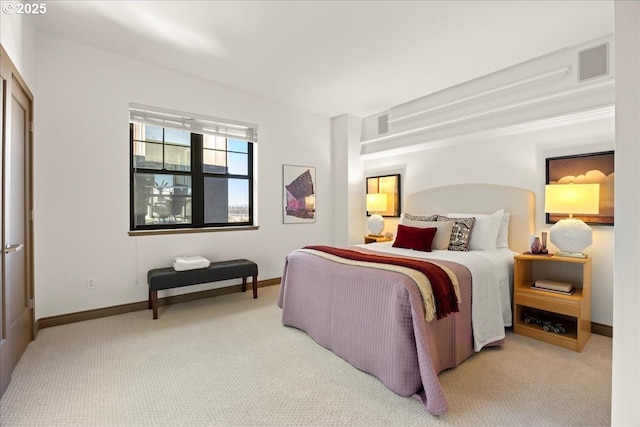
[151,290,158,319]
[252,275,257,299]
[241,276,247,293]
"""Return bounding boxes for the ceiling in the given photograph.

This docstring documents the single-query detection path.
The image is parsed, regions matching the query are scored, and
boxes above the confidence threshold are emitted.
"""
[33,1,614,118]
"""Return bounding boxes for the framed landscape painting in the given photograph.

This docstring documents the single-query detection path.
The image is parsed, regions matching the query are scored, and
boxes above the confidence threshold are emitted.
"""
[546,151,614,225]
[283,164,316,224]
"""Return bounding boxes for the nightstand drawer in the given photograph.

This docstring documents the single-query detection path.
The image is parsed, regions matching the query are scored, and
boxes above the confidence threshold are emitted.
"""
[515,293,581,318]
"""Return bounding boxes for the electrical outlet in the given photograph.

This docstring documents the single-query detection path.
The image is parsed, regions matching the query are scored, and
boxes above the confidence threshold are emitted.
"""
[87,278,96,289]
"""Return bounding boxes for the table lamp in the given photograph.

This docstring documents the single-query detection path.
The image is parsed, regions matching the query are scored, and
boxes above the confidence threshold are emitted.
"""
[366,193,387,236]
[544,183,600,258]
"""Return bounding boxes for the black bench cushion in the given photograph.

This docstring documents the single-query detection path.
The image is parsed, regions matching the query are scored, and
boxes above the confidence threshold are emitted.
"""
[148,259,258,291]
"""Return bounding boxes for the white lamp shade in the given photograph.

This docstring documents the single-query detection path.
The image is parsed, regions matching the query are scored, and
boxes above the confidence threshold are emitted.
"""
[366,193,388,212]
[544,183,600,215]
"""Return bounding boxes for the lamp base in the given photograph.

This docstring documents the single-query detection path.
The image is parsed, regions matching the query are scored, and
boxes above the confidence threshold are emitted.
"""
[368,214,384,236]
[549,218,593,255]
[554,251,589,259]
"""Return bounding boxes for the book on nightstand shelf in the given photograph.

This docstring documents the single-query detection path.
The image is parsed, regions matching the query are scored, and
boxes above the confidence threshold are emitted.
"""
[531,279,575,295]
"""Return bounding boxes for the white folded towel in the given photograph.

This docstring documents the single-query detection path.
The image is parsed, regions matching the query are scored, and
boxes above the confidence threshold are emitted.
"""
[173,256,211,271]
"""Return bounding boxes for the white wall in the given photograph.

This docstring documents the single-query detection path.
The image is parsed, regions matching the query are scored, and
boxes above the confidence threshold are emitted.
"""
[33,35,332,319]
[332,114,368,246]
[0,6,37,87]
[612,1,640,424]
[358,117,615,327]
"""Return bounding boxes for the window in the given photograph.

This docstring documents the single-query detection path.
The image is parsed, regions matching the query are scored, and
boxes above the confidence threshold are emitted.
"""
[129,104,256,231]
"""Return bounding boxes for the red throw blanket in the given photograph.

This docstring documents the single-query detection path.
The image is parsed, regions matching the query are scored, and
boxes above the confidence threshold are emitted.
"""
[304,245,459,319]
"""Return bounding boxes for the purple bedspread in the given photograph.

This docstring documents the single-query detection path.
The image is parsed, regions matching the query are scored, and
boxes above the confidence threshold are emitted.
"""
[277,249,474,415]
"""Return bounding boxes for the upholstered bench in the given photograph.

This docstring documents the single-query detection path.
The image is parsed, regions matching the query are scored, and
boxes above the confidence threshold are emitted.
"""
[147,259,258,319]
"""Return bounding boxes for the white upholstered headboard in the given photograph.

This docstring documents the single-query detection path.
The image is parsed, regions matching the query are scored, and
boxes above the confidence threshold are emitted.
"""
[404,184,535,254]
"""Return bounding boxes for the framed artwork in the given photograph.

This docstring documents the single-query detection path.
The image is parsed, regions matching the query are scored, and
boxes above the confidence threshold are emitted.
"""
[366,174,401,217]
[283,164,316,223]
[546,150,614,225]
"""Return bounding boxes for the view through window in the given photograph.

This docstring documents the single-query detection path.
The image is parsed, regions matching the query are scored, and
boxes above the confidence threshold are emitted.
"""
[129,106,256,231]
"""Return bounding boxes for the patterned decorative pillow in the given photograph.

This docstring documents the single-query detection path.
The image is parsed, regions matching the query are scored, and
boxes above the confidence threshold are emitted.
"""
[437,215,476,251]
[402,213,438,222]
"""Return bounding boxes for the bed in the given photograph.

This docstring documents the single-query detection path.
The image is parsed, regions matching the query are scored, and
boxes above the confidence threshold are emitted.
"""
[278,184,534,415]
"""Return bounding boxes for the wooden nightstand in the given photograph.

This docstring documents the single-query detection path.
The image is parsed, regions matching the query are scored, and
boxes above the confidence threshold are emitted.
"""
[513,254,592,352]
[364,235,393,244]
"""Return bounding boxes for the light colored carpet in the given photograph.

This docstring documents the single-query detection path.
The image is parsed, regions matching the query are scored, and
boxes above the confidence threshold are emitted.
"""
[0,285,611,426]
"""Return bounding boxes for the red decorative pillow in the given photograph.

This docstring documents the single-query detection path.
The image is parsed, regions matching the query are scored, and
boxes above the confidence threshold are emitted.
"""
[392,224,437,252]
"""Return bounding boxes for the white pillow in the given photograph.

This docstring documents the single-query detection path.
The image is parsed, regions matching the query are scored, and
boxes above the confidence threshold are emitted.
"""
[396,219,454,250]
[447,209,504,251]
[496,212,511,249]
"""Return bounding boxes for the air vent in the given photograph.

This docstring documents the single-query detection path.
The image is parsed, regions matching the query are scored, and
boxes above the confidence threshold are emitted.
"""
[378,114,389,134]
[578,43,609,82]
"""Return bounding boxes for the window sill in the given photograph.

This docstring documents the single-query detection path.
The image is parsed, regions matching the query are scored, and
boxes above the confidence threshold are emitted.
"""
[128,225,259,237]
